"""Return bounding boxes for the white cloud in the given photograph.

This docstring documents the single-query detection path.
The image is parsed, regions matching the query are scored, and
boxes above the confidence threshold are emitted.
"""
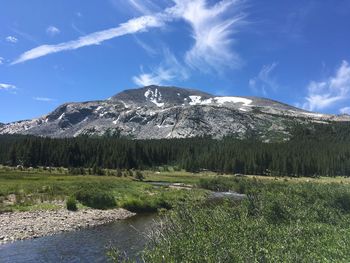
[301,61,350,111]
[11,0,246,75]
[132,49,188,86]
[6,36,18,43]
[127,0,152,14]
[12,15,164,64]
[168,0,246,72]
[0,83,16,90]
[46,26,61,36]
[249,62,279,96]
[33,97,54,102]
[0,57,4,65]
[340,107,350,115]
[133,36,157,56]
[112,0,159,15]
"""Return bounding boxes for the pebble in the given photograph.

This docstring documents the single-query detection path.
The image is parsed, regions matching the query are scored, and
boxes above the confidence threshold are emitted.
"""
[0,208,135,245]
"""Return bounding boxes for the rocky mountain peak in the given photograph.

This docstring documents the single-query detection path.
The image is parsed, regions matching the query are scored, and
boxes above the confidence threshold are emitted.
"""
[1,85,350,141]
[110,85,214,107]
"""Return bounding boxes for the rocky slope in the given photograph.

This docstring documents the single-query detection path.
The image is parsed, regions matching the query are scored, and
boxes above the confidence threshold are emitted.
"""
[1,85,349,141]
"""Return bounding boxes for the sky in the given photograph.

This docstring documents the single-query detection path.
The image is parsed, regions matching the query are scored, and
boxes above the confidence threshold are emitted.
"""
[1,0,350,123]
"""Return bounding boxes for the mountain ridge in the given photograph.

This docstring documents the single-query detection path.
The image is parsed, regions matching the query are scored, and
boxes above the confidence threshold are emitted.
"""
[1,85,349,141]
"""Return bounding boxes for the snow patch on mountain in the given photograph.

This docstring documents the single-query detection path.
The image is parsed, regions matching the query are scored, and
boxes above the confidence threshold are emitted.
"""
[188,96,252,106]
[189,96,202,105]
[144,88,164,107]
[214,97,252,106]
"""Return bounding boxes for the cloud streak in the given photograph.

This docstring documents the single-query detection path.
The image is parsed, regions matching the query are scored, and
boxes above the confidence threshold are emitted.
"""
[132,49,188,86]
[249,62,279,96]
[0,83,16,90]
[12,0,245,72]
[33,97,54,102]
[168,0,246,72]
[301,60,350,111]
[12,15,164,64]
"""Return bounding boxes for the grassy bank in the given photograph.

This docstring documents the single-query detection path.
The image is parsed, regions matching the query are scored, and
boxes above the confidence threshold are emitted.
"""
[0,167,207,213]
[138,177,350,262]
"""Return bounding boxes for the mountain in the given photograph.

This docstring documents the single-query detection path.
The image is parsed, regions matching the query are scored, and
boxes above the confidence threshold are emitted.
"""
[1,85,349,141]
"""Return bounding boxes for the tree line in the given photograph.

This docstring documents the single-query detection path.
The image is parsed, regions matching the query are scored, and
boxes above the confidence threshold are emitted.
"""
[1,122,350,177]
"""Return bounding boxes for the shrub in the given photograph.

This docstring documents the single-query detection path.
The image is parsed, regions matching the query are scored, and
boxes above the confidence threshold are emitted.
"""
[92,165,105,176]
[140,182,350,262]
[120,196,171,213]
[116,169,123,177]
[75,189,116,209]
[265,199,290,224]
[68,167,85,175]
[134,171,145,181]
[334,192,350,213]
[66,196,78,211]
[198,177,233,192]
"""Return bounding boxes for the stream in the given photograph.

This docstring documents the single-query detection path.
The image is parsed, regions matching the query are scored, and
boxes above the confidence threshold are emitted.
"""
[0,213,157,263]
[0,190,245,262]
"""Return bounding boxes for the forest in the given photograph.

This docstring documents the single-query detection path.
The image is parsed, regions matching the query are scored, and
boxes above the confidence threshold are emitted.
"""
[1,122,350,177]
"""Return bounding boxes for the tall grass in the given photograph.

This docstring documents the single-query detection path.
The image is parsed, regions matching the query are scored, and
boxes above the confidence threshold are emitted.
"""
[140,178,350,262]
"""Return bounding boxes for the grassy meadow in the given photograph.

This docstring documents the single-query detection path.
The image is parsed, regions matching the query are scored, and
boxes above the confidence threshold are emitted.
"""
[2,166,350,261]
[0,166,209,213]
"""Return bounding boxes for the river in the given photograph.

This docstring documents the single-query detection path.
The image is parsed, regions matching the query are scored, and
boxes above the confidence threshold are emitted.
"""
[0,213,157,263]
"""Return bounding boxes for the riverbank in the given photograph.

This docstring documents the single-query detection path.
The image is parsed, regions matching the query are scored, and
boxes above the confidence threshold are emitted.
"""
[0,207,135,245]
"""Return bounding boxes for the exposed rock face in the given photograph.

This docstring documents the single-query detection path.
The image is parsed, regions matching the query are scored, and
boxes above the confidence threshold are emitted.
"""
[1,85,349,141]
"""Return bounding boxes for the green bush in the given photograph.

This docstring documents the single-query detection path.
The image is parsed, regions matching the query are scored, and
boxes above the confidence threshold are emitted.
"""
[75,189,116,209]
[116,169,123,177]
[140,180,350,262]
[334,192,350,213]
[66,196,78,211]
[120,196,171,213]
[134,171,145,181]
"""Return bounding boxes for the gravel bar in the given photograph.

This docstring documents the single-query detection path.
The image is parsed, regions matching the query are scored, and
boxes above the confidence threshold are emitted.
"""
[0,208,135,245]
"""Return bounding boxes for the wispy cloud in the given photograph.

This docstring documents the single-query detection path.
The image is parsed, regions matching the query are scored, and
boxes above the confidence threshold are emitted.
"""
[0,83,16,91]
[71,23,86,36]
[113,0,160,15]
[33,97,55,102]
[249,62,279,96]
[12,0,246,77]
[11,28,40,44]
[132,49,188,86]
[46,26,61,36]
[0,57,4,65]
[300,60,350,111]
[12,15,164,65]
[6,36,18,43]
[126,0,153,14]
[168,0,246,72]
[133,36,157,56]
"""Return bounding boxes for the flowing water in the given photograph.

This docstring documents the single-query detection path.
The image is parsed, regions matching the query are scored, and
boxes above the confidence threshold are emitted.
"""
[0,213,157,263]
[0,192,243,262]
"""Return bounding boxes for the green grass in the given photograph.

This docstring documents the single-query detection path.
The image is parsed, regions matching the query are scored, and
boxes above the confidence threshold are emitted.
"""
[66,196,78,211]
[0,168,208,213]
[140,177,350,262]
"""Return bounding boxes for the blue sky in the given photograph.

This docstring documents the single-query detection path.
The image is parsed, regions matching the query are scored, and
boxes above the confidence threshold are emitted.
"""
[1,0,350,123]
